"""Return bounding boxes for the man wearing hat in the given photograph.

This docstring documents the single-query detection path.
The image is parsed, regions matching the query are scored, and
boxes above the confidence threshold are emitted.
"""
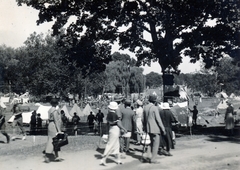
[159,102,178,156]
[120,99,135,153]
[142,94,166,164]
[113,94,127,158]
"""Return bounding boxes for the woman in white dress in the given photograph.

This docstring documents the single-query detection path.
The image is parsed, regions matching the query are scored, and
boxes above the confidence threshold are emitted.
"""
[100,102,127,166]
[134,100,143,144]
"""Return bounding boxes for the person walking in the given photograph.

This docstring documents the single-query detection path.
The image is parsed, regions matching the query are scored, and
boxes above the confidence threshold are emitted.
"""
[0,105,10,143]
[87,111,96,132]
[113,94,126,158]
[142,94,166,164]
[159,102,178,156]
[189,105,198,126]
[134,99,143,145]
[96,109,104,135]
[100,102,127,166]
[44,98,62,163]
[120,99,135,153]
[29,110,37,135]
[72,112,80,135]
[60,110,68,133]
[11,103,27,141]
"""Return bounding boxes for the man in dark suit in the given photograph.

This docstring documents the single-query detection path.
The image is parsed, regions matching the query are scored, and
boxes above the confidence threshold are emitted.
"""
[120,99,134,153]
[143,94,166,164]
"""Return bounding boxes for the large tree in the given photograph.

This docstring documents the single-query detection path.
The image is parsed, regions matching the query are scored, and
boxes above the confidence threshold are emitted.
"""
[17,0,239,82]
[17,32,71,96]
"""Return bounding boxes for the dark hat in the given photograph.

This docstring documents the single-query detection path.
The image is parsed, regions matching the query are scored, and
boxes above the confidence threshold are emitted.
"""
[125,99,132,105]
[114,95,123,102]
[50,98,59,106]
[149,94,157,102]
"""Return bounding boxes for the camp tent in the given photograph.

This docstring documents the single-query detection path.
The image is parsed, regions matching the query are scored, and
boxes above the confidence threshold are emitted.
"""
[1,97,10,104]
[82,104,95,116]
[8,111,33,124]
[69,103,83,117]
[217,99,228,115]
[36,105,52,120]
[170,102,189,127]
[59,105,72,119]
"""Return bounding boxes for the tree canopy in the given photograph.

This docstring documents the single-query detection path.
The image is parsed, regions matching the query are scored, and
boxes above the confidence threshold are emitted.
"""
[17,0,239,76]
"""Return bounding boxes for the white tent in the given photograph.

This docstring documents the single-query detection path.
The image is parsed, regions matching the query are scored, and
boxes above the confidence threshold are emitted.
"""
[217,99,228,115]
[36,105,52,120]
[216,92,228,99]
[8,111,33,124]
[69,103,83,117]
[59,105,72,119]
[82,104,95,116]
[1,96,10,103]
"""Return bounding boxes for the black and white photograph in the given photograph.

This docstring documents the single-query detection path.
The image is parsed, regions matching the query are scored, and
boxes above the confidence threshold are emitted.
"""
[0,0,239,169]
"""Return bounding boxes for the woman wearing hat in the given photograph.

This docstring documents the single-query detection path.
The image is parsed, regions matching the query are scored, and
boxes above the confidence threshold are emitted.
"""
[100,102,127,166]
[159,102,178,156]
[44,98,62,163]
[134,99,143,145]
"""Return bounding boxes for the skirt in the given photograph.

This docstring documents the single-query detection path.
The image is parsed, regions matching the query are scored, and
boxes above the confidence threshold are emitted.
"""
[45,122,57,154]
[103,125,120,156]
[225,113,234,130]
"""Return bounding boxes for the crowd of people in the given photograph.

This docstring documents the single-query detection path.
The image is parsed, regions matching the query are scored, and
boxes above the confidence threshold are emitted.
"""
[100,93,180,166]
[0,94,238,165]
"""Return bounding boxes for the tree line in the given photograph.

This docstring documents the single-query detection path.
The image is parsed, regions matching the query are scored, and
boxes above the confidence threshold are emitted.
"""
[0,31,239,100]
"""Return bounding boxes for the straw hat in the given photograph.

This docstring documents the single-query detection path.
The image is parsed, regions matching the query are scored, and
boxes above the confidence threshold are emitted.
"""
[162,102,171,109]
[136,99,143,106]
[108,101,118,110]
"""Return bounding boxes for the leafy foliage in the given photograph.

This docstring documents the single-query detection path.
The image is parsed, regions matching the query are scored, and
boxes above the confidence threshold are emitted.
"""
[145,72,162,88]
[16,0,239,88]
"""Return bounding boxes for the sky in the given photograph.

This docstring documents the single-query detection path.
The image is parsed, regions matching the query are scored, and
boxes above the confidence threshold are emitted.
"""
[0,0,201,75]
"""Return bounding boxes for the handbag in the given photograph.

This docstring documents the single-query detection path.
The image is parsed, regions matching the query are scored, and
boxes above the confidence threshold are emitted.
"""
[141,133,151,145]
[52,133,68,151]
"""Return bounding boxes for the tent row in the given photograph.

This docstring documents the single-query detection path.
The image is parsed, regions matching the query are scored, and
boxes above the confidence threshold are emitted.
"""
[8,103,95,124]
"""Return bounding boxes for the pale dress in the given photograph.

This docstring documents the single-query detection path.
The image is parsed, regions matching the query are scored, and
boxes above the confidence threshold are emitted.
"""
[45,107,61,154]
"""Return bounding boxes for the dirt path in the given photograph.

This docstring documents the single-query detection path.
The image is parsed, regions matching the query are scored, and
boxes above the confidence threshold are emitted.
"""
[0,134,239,170]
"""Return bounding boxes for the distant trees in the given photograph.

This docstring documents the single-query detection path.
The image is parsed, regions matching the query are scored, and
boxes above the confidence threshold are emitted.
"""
[215,57,240,95]
[105,52,144,96]
[145,72,162,89]
[0,39,145,98]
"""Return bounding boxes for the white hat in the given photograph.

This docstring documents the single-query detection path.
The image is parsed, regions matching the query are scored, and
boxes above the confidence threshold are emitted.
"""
[108,102,118,110]
[136,99,143,106]
[162,102,170,109]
